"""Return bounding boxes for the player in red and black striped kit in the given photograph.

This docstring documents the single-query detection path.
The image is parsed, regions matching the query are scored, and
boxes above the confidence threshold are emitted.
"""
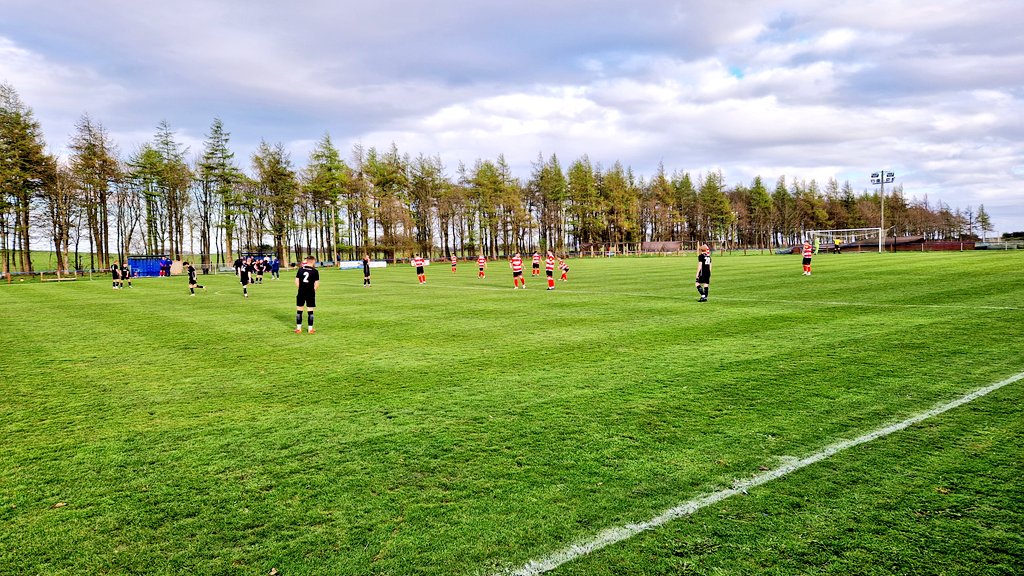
[477,254,487,279]
[510,253,525,289]
[545,251,557,290]
[531,252,541,276]
[802,240,813,275]
[412,255,426,284]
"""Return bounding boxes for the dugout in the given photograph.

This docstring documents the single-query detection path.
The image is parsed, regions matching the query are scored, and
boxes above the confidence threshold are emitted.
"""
[128,255,170,277]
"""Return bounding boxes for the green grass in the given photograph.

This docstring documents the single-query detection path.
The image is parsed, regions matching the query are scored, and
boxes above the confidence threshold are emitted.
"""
[1,252,1022,575]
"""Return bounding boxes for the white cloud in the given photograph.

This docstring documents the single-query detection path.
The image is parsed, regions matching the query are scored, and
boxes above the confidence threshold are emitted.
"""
[0,36,132,148]
[2,0,1023,232]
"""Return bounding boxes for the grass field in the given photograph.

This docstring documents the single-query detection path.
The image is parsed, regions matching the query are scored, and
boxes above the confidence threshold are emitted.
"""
[2,251,1022,575]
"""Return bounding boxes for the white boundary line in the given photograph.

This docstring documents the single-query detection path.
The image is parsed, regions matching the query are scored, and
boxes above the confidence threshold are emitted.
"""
[494,370,1024,576]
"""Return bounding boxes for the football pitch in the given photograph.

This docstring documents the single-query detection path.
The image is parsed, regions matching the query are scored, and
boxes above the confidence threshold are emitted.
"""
[2,252,1022,575]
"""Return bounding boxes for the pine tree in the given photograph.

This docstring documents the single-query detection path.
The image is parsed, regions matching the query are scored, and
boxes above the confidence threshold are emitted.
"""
[303,134,350,260]
[748,176,772,249]
[68,114,120,269]
[252,141,298,262]
[0,84,55,273]
[409,154,445,257]
[153,120,191,260]
[976,204,993,241]
[198,118,241,268]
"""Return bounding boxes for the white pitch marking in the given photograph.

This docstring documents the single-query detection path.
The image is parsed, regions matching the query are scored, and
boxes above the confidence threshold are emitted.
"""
[494,370,1024,576]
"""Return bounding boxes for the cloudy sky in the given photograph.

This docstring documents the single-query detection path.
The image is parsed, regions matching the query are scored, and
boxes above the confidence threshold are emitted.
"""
[3,0,1022,232]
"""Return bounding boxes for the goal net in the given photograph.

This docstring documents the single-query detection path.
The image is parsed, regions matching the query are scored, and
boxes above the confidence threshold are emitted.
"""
[809,228,883,253]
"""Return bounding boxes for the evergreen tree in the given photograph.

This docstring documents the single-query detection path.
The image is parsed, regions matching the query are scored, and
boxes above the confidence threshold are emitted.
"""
[68,114,119,270]
[39,162,78,273]
[198,118,241,267]
[646,162,673,241]
[0,83,54,273]
[153,121,191,260]
[363,144,411,259]
[529,153,567,252]
[772,176,795,245]
[409,154,446,256]
[251,141,298,262]
[303,133,350,260]
[976,204,993,241]
[748,176,772,248]
[672,171,698,243]
[698,170,733,245]
[600,161,635,245]
[565,156,600,251]
[125,145,165,256]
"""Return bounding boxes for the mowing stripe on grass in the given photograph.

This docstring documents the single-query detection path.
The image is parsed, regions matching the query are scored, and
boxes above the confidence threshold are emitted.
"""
[716,296,1022,311]
[427,284,1022,311]
[495,370,1024,576]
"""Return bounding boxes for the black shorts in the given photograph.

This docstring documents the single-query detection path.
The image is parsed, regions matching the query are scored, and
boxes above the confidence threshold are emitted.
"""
[478,266,484,271]
[802,257,812,265]
[296,292,316,308]
[416,266,424,274]
[546,270,553,278]
[532,263,540,269]
[697,275,711,285]
[513,271,522,278]
[241,277,251,286]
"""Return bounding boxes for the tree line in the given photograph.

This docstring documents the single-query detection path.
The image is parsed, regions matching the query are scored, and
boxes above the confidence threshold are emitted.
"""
[1,83,998,274]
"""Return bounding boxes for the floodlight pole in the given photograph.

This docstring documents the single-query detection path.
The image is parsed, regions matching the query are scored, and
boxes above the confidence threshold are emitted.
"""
[870,170,895,252]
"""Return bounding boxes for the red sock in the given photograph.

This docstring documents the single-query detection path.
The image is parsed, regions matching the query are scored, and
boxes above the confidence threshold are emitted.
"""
[548,278,554,288]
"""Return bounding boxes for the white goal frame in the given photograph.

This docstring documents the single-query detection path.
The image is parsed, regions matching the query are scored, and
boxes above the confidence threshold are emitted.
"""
[808,227,883,253]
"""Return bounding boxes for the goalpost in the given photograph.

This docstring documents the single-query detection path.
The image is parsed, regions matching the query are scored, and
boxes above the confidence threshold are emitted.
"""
[808,227,883,253]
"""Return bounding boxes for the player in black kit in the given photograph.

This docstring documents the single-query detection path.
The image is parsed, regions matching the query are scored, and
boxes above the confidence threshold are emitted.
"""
[295,255,320,333]
[183,261,206,296]
[239,256,254,299]
[695,244,711,302]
